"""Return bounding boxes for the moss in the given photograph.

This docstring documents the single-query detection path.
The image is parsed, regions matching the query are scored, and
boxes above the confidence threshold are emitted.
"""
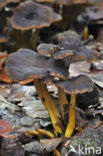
[66,128,103,156]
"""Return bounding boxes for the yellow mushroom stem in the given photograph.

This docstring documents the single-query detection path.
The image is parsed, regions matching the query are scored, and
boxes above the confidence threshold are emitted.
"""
[83,26,88,40]
[65,94,76,138]
[34,79,63,135]
[58,88,68,120]
[30,29,39,50]
[26,130,39,136]
[54,149,61,156]
[26,129,54,139]
[37,129,55,139]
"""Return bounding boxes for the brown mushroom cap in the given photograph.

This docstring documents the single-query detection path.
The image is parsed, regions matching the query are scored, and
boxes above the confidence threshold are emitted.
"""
[37,43,57,57]
[51,7,62,22]
[59,36,99,61]
[82,6,103,24]
[37,43,73,59]
[37,36,99,61]
[10,1,61,30]
[53,30,79,43]
[35,0,96,5]
[54,75,93,94]
[4,48,68,82]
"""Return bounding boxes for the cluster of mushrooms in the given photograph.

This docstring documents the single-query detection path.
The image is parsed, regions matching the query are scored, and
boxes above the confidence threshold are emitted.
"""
[1,33,99,138]
[0,0,101,140]
[0,0,99,52]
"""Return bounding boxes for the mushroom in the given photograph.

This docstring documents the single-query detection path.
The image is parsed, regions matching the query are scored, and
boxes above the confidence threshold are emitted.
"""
[81,5,103,24]
[77,1,103,39]
[37,35,99,125]
[35,0,96,5]
[59,35,99,62]
[10,0,61,50]
[11,1,53,30]
[51,30,79,43]
[37,43,73,119]
[35,0,97,29]
[37,43,74,60]
[54,75,94,138]
[4,48,70,134]
[37,35,99,64]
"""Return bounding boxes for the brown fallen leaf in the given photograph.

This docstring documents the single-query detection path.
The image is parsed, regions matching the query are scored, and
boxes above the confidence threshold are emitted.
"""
[0,95,21,111]
[40,137,62,152]
[90,73,103,88]
[69,61,90,77]
[0,84,10,97]
[0,119,15,138]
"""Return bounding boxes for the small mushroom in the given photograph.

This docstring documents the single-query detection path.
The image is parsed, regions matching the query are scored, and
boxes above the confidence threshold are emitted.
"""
[51,30,79,43]
[11,1,52,30]
[54,75,94,138]
[37,35,99,64]
[60,36,99,62]
[35,0,96,5]
[10,0,61,28]
[77,2,103,39]
[37,43,73,59]
[10,1,61,50]
[82,6,103,24]
[4,48,70,134]
[36,0,97,29]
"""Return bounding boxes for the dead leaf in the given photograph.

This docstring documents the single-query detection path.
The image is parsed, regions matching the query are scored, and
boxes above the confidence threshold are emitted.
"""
[0,87,10,97]
[70,61,90,77]
[0,119,15,138]
[91,73,103,88]
[8,84,37,103]
[23,100,49,119]
[0,95,21,111]
[40,137,62,152]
